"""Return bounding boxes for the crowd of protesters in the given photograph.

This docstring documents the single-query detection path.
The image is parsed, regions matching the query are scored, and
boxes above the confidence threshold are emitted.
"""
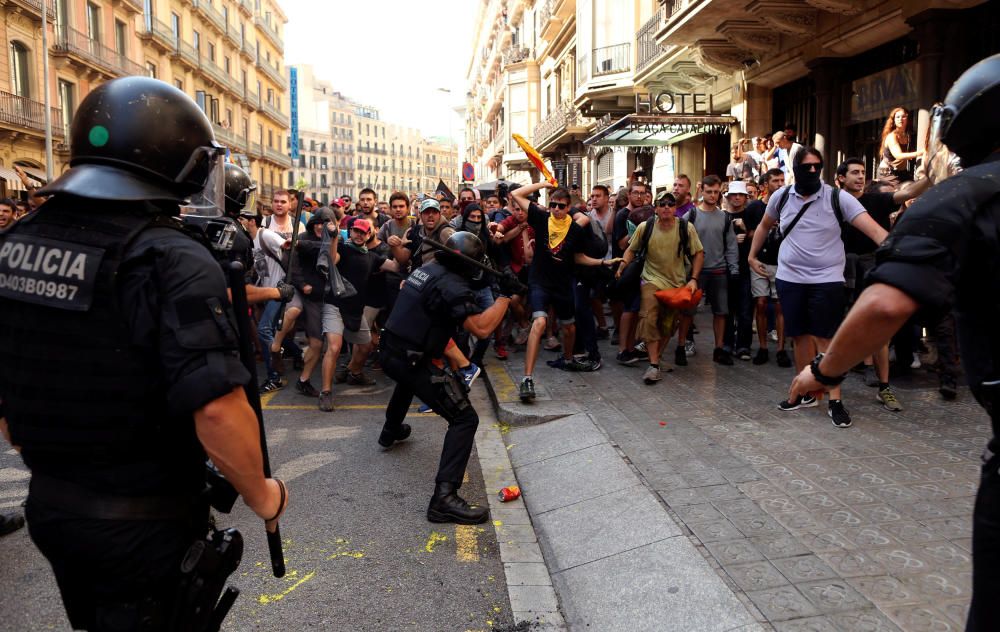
[244,112,954,433]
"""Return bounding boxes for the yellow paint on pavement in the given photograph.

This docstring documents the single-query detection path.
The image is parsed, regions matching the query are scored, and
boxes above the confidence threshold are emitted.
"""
[256,570,316,605]
[486,363,517,402]
[424,531,448,553]
[455,525,479,562]
[260,390,278,408]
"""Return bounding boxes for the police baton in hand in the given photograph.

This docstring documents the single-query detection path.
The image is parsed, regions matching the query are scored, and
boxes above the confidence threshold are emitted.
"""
[275,189,305,331]
[422,238,527,295]
[226,262,286,578]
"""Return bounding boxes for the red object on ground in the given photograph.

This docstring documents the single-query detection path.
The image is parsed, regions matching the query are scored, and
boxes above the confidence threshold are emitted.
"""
[498,486,521,502]
[659,421,667,426]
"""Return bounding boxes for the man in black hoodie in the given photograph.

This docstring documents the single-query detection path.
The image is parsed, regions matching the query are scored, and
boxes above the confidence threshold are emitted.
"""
[283,209,335,397]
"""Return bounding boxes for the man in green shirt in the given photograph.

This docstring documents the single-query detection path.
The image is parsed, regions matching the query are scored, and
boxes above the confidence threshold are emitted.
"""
[618,192,705,384]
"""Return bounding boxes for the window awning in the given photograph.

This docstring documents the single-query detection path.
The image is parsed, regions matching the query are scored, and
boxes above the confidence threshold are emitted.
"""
[16,165,48,186]
[584,114,737,147]
[0,166,25,192]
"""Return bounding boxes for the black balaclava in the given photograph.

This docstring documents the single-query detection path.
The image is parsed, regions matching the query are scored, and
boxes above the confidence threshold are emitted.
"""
[793,161,823,196]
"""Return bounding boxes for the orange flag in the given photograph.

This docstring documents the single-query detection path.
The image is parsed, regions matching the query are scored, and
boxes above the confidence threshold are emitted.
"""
[512,133,558,187]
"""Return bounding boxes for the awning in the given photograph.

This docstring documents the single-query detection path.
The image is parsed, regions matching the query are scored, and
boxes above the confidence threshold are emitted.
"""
[0,166,24,192]
[584,114,737,147]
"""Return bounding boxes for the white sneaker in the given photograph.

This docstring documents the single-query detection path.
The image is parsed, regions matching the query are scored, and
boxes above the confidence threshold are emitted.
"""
[635,340,647,353]
[684,340,696,357]
[910,353,922,370]
[768,330,778,342]
[643,365,661,384]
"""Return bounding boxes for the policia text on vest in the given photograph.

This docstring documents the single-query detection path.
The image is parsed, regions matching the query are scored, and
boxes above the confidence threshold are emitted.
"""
[0,234,102,311]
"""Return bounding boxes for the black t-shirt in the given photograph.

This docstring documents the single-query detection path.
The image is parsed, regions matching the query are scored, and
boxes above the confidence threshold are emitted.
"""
[844,191,897,255]
[527,202,586,293]
[326,244,386,315]
[611,207,632,258]
[729,203,765,274]
[364,241,391,309]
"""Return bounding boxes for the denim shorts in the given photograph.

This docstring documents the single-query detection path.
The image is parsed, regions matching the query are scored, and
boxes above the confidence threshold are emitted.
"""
[528,284,575,324]
[775,279,845,339]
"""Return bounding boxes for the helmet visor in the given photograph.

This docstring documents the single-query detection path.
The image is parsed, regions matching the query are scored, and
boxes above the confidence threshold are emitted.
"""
[180,152,225,217]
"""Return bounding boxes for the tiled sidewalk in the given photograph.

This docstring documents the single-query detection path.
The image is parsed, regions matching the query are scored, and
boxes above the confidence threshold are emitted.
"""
[485,327,985,632]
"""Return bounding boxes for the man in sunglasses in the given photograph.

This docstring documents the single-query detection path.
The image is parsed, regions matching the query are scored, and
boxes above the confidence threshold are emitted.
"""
[748,148,887,428]
[511,183,617,401]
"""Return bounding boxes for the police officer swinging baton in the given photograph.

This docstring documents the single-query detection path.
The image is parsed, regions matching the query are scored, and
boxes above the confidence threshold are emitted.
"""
[227,262,287,578]
[422,238,514,279]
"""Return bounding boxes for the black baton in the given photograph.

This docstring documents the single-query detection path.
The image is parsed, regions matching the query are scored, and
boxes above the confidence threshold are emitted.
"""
[227,262,286,578]
[275,189,305,331]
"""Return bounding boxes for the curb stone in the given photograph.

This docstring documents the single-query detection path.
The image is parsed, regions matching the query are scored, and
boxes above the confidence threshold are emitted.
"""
[472,383,568,630]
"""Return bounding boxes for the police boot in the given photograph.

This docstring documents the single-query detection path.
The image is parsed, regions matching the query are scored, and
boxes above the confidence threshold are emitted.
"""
[378,423,411,448]
[427,482,489,525]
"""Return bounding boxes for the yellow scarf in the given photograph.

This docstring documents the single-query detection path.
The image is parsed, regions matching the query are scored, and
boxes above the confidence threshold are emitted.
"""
[548,214,572,250]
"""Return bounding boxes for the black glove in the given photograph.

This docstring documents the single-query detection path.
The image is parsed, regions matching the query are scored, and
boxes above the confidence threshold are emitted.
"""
[495,272,527,298]
[276,282,295,302]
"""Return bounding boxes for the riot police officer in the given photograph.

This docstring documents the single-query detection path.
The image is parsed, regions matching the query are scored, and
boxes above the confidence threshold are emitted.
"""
[789,53,1000,631]
[0,77,287,630]
[379,231,522,524]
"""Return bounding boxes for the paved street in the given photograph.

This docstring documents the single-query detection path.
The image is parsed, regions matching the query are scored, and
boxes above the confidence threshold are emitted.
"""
[0,365,516,632]
[487,321,985,632]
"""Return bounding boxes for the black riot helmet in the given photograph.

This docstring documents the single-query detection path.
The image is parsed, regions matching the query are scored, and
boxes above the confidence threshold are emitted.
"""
[435,231,485,280]
[934,53,1000,167]
[223,163,257,217]
[39,76,224,203]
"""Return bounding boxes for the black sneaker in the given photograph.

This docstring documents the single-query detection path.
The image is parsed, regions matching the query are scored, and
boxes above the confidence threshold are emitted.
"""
[736,348,752,361]
[295,379,319,397]
[775,349,792,368]
[378,423,412,448]
[778,395,818,411]
[939,374,958,401]
[713,347,734,366]
[566,357,599,372]
[617,349,642,366]
[259,378,283,393]
[519,376,536,402]
[334,367,348,383]
[318,390,335,412]
[0,512,25,537]
[547,356,569,370]
[752,348,769,365]
[347,372,376,386]
[828,401,852,428]
[674,345,688,367]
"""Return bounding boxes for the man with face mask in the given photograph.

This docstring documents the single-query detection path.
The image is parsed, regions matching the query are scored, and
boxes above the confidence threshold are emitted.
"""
[748,147,888,428]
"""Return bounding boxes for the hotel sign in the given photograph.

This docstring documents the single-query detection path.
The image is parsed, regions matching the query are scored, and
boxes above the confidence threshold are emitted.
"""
[635,92,718,116]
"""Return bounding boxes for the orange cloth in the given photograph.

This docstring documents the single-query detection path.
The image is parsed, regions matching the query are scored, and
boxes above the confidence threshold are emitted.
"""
[654,286,703,310]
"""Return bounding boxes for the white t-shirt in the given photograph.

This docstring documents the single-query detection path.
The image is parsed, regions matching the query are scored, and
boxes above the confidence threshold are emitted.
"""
[253,228,287,288]
[764,183,866,285]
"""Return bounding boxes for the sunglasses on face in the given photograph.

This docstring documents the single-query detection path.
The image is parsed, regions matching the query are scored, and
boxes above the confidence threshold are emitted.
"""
[656,200,675,208]
[802,163,822,172]
[549,202,568,210]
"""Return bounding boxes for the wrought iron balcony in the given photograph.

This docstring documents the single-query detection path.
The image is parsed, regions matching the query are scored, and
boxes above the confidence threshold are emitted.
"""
[255,57,287,90]
[253,14,283,53]
[533,101,582,147]
[501,46,532,67]
[192,0,226,33]
[636,5,668,73]
[169,38,200,70]
[0,91,63,137]
[259,100,289,128]
[592,42,631,77]
[52,26,146,78]
[7,0,56,22]
[140,16,176,52]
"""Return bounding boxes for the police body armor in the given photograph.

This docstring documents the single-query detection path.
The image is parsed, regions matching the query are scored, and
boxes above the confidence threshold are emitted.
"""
[383,261,463,360]
[0,202,204,497]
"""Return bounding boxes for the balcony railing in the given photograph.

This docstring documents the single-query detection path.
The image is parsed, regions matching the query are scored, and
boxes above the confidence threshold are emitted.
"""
[224,22,242,48]
[260,100,289,127]
[255,58,287,89]
[0,91,63,137]
[53,26,146,77]
[140,16,176,51]
[592,42,631,77]
[501,46,532,67]
[244,88,260,110]
[120,0,142,13]
[264,146,290,166]
[170,38,200,69]
[533,101,582,147]
[249,142,263,157]
[636,5,668,73]
[241,36,255,59]
[237,0,252,15]
[253,14,283,52]
[8,0,56,22]
[538,0,555,34]
[192,0,226,33]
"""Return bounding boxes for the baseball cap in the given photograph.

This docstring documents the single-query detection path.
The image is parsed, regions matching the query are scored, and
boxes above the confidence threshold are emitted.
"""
[351,218,373,233]
[655,191,676,206]
[726,181,749,196]
[330,199,344,208]
[419,198,441,214]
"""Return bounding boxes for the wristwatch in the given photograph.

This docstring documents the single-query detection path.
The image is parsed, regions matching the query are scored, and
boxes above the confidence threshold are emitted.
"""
[810,353,847,386]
